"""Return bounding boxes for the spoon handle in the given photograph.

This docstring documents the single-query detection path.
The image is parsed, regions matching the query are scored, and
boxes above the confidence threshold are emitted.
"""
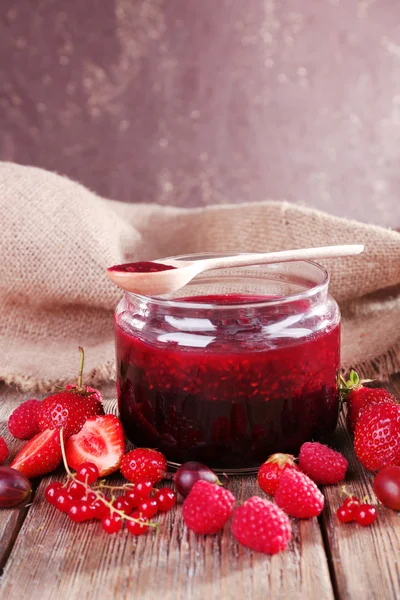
[200,244,364,271]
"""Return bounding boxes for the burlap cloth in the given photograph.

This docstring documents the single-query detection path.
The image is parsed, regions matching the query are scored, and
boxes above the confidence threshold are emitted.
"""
[0,162,399,392]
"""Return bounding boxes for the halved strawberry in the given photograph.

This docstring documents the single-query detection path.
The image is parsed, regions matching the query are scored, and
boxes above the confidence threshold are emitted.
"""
[65,415,125,477]
[10,429,62,478]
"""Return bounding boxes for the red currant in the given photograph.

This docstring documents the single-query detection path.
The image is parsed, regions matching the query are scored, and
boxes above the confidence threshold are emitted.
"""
[138,498,158,519]
[68,501,93,523]
[83,491,97,504]
[91,498,110,520]
[113,496,131,514]
[45,482,63,505]
[155,488,176,512]
[336,505,354,523]
[67,480,86,500]
[126,512,149,536]
[354,504,377,527]
[342,496,360,514]
[54,490,73,513]
[135,481,153,500]
[125,489,140,508]
[101,515,122,534]
[76,462,99,484]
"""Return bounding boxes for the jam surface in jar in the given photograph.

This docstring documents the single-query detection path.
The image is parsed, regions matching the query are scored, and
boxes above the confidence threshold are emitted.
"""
[116,293,340,469]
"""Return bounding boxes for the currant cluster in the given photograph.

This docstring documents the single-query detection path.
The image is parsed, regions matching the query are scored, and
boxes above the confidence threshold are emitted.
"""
[336,491,377,527]
[44,461,176,535]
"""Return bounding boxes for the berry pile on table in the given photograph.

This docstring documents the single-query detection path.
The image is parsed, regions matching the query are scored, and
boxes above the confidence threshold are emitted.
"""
[1,359,400,554]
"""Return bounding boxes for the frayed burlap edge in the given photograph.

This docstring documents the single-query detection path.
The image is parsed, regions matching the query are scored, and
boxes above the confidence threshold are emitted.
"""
[2,343,399,395]
[347,340,400,383]
[0,360,117,394]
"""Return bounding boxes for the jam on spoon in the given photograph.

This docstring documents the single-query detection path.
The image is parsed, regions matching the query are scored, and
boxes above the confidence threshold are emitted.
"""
[108,261,176,273]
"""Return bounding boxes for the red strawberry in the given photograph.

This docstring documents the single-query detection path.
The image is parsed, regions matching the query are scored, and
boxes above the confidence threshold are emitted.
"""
[298,442,348,485]
[0,437,9,464]
[65,415,125,477]
[275,468,324,518]
[341,370,397,433]
[8,399,41,440]
[182,480,235,534]
[231,496,291,554]
[354,403,400,472]
[10,429,62,478]
[120,448,167,484]
[37,348,104,439]
[37,391,104,439]
[257,453,298,496]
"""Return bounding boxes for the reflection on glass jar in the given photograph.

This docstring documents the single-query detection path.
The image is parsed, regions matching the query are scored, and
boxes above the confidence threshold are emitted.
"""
[114,255,340,472]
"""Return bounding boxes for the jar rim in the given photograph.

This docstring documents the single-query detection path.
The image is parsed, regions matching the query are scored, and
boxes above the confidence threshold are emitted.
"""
[125,254,330,309]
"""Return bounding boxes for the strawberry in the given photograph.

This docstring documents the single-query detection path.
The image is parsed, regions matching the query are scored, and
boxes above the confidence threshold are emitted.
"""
[10,429,62,478]
[341,370,397,433]
[37,348,104,439]
[120,448,167,484]
[0,437,9,464]
[65,414,125,477]
[8,399,41,440]
[275,468,324,518]
[182,480,236,534]
[257,453,298,496]
[354,403,400,471]
[298,442,348,485]
[231,496,292,554]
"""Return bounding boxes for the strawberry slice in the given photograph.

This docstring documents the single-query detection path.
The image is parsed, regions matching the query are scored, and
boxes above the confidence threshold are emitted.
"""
[10,429,62,478]
[65,415,125,477]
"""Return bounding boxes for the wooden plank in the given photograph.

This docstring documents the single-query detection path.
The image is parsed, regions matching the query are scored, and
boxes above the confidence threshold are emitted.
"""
[0,385,334,600]
[0,385,33,574]
[320,374,400,600]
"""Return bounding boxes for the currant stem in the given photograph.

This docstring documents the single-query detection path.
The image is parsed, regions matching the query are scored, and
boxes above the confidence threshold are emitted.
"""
[77,346,85,389]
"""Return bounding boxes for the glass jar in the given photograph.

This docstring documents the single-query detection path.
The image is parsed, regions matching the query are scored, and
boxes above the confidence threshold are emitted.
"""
[114,255,340,473]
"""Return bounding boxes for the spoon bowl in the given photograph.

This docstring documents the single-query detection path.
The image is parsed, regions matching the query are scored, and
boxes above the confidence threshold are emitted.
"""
[107,244,364,296]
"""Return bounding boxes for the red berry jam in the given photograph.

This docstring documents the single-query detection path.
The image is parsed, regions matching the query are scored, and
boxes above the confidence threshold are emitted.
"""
[115,267,340,470]
[108,261,175,273]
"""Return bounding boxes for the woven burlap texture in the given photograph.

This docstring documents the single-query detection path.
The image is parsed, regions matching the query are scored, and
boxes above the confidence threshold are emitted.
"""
[0,162,399,392]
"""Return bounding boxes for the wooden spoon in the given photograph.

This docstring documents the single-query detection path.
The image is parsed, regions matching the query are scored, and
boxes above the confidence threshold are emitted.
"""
[107,244,364,296]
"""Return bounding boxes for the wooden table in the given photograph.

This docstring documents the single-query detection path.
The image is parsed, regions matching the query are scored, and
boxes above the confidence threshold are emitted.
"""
[1,377,400,600]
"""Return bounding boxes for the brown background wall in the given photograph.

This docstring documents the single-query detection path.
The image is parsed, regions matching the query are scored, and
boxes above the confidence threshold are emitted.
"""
[1,0,400,228]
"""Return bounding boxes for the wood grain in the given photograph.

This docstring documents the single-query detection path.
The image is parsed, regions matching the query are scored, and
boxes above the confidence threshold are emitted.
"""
[1,377,400,599]
[0,474,334,600]
[0,385,34,574]
[0,384,334,600]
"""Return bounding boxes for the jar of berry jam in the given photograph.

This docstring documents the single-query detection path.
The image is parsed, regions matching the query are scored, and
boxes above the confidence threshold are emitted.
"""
[115,255,340,473]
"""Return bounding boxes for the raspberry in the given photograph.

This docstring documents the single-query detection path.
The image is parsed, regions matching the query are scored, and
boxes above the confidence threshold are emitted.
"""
[298,442,348,485]
[231,496,292,554]
[182,480,235,534]
[0,437,9,464]
[120,448,167,484]
[8,399,41,440]
[275,468,324,518]
[257,453,298,496]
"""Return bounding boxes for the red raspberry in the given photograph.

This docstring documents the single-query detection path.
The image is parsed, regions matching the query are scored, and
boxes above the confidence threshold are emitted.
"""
[354,404,400,471]
[257,453,298,496]
[120,448,167,484]
[182,480,235,534]
[275,468,324,518]
[0,437,9,464]
[231,496,292,554]
[298,442,348,485]
[8,399,41,440]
